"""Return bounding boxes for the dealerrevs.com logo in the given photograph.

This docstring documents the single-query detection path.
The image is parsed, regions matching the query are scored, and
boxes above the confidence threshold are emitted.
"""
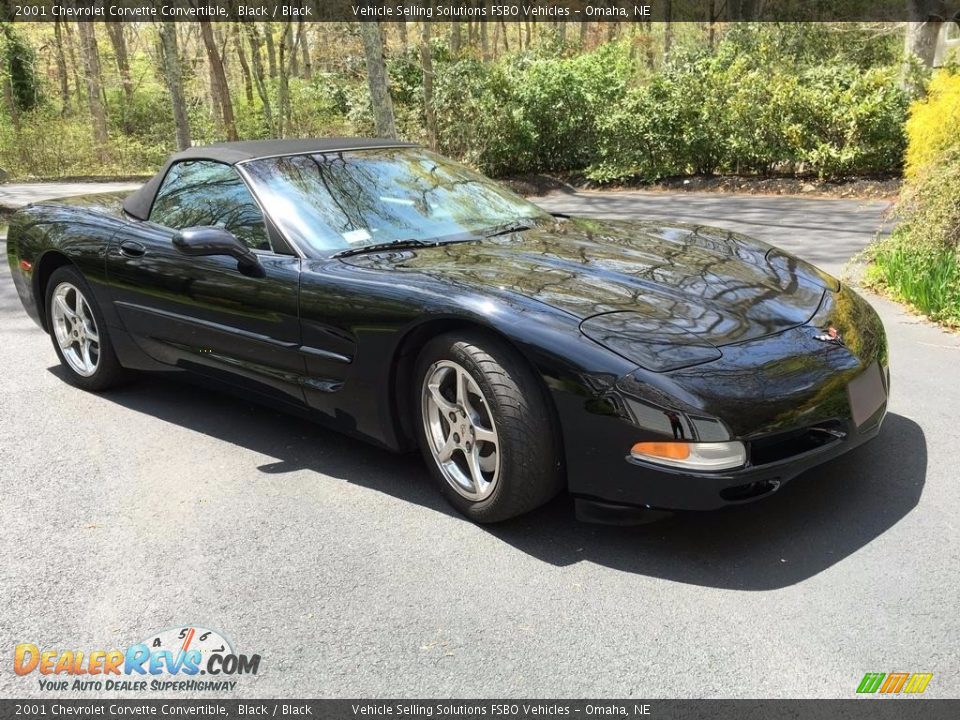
[14,626,260,692]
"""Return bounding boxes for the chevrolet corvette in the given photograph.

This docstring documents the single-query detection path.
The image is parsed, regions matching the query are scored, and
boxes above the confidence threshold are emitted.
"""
[6,138,889,523]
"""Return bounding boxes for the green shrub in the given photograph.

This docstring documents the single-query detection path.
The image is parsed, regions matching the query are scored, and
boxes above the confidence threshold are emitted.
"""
[433,42,636,176]
[587,50,906,182]
[868,149,960,326]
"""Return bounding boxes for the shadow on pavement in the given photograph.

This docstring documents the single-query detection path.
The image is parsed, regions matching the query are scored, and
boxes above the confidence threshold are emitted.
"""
[60,369,926,591]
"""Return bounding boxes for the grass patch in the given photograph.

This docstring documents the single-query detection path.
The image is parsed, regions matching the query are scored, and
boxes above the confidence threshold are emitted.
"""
[866,230,960,329]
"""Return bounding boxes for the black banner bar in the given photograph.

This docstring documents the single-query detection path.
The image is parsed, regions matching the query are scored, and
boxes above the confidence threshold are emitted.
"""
[2,700,960,720]
[2,0,960,23]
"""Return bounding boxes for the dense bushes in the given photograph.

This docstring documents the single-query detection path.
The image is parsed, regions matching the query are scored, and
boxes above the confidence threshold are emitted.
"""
[431,32,908,182]
[868,70,960,327]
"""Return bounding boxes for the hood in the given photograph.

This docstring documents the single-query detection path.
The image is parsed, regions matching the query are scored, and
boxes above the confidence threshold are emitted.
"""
[341,217,832,348]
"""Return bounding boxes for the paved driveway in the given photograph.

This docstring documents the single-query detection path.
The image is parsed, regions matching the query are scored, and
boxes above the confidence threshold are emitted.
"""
[1,187,957,699]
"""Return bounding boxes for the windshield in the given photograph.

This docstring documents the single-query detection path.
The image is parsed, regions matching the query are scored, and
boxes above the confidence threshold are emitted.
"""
[240,147,551,254]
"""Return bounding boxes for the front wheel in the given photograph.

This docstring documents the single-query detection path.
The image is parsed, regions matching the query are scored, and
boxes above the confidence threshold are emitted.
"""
[415,331,563,523]
[45,266,126,391]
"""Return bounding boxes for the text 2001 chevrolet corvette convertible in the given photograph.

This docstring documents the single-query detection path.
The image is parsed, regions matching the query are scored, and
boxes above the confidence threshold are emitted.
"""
[7,138,888,523]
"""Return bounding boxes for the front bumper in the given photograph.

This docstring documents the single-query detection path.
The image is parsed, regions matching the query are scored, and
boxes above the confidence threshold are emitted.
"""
[561,285,889,512]
[620,410,884,512]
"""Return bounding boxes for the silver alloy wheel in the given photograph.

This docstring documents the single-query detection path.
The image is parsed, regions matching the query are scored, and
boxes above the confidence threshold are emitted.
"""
[421,360,501,501]
[51,282,100,377]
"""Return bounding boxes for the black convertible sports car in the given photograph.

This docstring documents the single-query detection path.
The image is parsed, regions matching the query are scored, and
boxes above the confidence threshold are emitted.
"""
[7,138,889,523]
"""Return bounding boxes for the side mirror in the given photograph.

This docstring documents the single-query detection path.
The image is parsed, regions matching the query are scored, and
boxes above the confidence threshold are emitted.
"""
[172,226,264,277]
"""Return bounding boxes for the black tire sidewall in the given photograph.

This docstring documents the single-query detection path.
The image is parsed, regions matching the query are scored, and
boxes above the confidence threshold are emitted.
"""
[414,331,562,522]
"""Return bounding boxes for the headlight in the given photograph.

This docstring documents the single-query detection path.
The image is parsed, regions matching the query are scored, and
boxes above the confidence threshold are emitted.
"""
[630,441,746,471]
[580,312,721,372]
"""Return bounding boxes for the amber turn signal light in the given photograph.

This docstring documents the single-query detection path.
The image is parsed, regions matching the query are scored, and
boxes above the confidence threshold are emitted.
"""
[630,440,746,471]
[631,442,691,460]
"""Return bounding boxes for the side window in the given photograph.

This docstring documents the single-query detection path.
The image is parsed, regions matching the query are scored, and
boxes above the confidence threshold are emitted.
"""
[149,161,271,251]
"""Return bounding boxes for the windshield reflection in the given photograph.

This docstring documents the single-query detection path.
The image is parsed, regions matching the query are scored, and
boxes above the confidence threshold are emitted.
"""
[241,148,551,253]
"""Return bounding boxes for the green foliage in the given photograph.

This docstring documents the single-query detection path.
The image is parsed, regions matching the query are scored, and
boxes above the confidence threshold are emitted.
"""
[0,105,166,178]
[868,232,960,327]
[589,34,907,181]
[868,150,960,327]
[433,41,636,176]
[868,69,960,327]
[2,24,41,112]
[430,26,907,182]
[0,23,909,184]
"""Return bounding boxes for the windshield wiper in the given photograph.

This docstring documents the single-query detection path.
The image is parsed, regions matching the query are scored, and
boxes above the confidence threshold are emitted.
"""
[483,220,536,238]
[332,237,473,259]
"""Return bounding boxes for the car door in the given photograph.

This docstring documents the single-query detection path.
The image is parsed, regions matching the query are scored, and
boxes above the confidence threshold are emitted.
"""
[106,160,307,404]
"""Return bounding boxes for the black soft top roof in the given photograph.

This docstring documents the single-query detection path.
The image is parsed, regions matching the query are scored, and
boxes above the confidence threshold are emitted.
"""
[123,137,418,220]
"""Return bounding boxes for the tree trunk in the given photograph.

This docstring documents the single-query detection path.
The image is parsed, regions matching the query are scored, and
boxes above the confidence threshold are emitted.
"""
[104,23,134,133]
[727,0,757,20]
[158,22,191,151]
[246,23,274,134]
[232,24,255,105]
[53,20,70,116]
[200,20,238,141]
[360,21,397,139]
[903,16,942,70]
[264,23,278,78]
[664,0,674,56]
[398,22,408,52]
[77,22,108,150]
[421,21,436,151]
[500,21,509,52]
[62,20,84,106]
[278,20,292,137]
[2,76,20,133]
[580,21,589,47]
[708,0,717,49]
[451,22,462,55]
[298,20,313,79]
[480,3,490,61]
[644,20,655,67]
[286,21,299,79]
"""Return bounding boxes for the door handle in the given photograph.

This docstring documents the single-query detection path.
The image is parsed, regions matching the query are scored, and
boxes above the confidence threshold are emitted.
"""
[119,240,146,257]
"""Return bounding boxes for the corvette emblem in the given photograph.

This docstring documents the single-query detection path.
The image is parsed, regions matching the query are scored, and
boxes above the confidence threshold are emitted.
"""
[814,326,844,345]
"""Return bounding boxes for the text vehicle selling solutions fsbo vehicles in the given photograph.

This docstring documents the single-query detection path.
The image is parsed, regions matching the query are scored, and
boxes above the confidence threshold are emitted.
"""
[6,139,889,523]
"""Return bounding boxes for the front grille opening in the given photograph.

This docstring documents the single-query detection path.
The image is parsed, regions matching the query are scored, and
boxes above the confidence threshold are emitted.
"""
[720,479,781,502]
[749,421,846,466]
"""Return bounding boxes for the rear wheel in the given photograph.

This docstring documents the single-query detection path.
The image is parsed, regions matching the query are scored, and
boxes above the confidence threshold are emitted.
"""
[45,266,126,391]
[415,331,563,523]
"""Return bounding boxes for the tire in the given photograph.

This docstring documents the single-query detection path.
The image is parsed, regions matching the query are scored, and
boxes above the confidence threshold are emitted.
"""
[415,330,563,523]
[45,265,126,391]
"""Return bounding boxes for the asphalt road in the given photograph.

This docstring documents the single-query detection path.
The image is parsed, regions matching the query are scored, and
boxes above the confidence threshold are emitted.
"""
[1,185,958,699]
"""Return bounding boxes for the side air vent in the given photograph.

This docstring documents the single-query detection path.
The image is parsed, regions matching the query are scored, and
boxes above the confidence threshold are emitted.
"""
[749,421,846,467]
